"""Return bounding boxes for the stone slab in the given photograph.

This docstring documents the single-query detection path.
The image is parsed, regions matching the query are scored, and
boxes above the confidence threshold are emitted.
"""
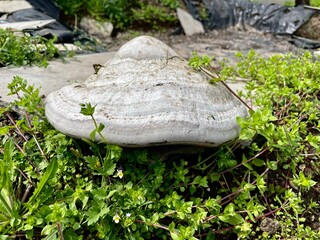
[80,17,113,38]
[0,52,116,103]
[0,20,56,30]
[0,1,33,13]
[177,8,204,36]
[36,43,82,52]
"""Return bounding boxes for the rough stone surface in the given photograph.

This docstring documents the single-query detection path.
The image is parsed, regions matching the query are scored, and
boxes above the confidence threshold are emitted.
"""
[177,8,205,36]
[45,36,248,147]
[0,1,32,13]
[0,52,115,102]
[80,17,113,39]
[0,20,55,30]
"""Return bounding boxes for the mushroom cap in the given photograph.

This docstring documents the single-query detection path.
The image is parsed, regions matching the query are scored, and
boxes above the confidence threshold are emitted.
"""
[45,36,248,147]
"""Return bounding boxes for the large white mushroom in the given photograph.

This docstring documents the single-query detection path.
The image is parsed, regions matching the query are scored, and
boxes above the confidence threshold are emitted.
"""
[45,36,248,147]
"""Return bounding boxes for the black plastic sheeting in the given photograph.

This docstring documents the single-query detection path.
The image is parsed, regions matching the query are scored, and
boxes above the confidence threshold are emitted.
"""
[26,0,60,19]
[184,0,320,48]
[4,0,320,48]
[4,0,74,43]
[6,8,74,43]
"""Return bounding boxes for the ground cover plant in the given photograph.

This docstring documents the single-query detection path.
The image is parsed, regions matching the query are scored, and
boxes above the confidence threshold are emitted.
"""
[0,29,61,68]
[0,50,319,239]
[54,0,320,33]
[54,0,180,31]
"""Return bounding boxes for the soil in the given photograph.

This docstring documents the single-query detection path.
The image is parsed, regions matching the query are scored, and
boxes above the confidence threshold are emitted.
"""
[105,26,301,65]
[296,12,320,41]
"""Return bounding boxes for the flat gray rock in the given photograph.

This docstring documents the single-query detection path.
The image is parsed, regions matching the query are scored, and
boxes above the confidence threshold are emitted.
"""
[177,8,204,36]
[0,1,32,13]
[80,17,113,39]
[0,52,115,102]
[0,20,56,30]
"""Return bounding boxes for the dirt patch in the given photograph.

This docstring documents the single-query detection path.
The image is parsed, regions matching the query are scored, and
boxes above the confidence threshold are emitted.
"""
[103,26,300,65]
[295,12,320,41]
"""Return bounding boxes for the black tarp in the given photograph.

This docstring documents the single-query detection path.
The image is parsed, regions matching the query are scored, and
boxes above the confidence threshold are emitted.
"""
[5,0,74,43]
[26,0,60,19]
[184,0,320,48]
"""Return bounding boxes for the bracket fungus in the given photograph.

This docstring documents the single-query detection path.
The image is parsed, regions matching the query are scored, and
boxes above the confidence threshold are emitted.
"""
[45,36,248,147]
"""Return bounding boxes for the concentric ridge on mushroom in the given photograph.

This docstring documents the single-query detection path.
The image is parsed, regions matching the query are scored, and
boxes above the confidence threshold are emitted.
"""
[45,35,248,147]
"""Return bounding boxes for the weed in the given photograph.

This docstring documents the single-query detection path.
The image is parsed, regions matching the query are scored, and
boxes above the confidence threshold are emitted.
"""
[0,50,320,239]
[54,0,180,31]
[0,29,61,67]
[132,0,179,30]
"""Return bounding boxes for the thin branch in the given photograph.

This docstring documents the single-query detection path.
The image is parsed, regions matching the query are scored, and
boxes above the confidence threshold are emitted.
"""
[135,219,170,231]
[21,184,33,203]
[199,66,253,111]
[57,222,64,240]
[12,139,40,175]
[25,111,49,162]
[6,112,28,141]
[217,146,269,176]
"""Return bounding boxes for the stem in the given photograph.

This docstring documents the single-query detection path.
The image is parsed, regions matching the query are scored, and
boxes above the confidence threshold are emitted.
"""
[199,66,253,111]
[6,113,28,141]
[5,111,41,173]
[57,222,64,240]
[135,219,170,231]
[90,114,108,143]
[217,146,269,176]
[12,139,40,175]
[211,205,284,235]
[21,184,33,203]
[25,111,49,162]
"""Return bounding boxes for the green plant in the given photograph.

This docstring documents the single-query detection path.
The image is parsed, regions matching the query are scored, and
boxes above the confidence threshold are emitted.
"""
[283,0,295,6]
[132,0,180,30]
[132,3,178,30]
[54,0,85,16]
[54,0,180,31]
[54,0,138,30]
[311,0,320,6]
[0,50,320,239]
[87,0,138,30]
[278,0,320,7]
[0,29,61,67]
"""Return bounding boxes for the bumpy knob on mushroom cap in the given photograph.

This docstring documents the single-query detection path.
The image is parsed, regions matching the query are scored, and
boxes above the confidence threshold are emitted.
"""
[45,36,248,147]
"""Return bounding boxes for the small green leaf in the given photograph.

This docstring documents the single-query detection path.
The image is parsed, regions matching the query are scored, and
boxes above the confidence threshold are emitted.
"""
[218,213,244,225]
[80,103,96,116]
[252,158,265,167]
[102,157,116,176]
[267,161,278,170]
[28,158,58,205]
[84,156,101,170]
[90,129,96,141]
[189,185,196,195]
[41,224,57,238]
[0,126,11,136]
[170,231,180,240]
[97,123,105,132]
[192,176,208,188]
[206,231,216,240]
[242,155,253,170]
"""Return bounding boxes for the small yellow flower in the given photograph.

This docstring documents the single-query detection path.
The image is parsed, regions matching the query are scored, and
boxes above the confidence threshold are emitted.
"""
[95,160,101,168]
[113,213,121,223]
[117,169,123,179]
